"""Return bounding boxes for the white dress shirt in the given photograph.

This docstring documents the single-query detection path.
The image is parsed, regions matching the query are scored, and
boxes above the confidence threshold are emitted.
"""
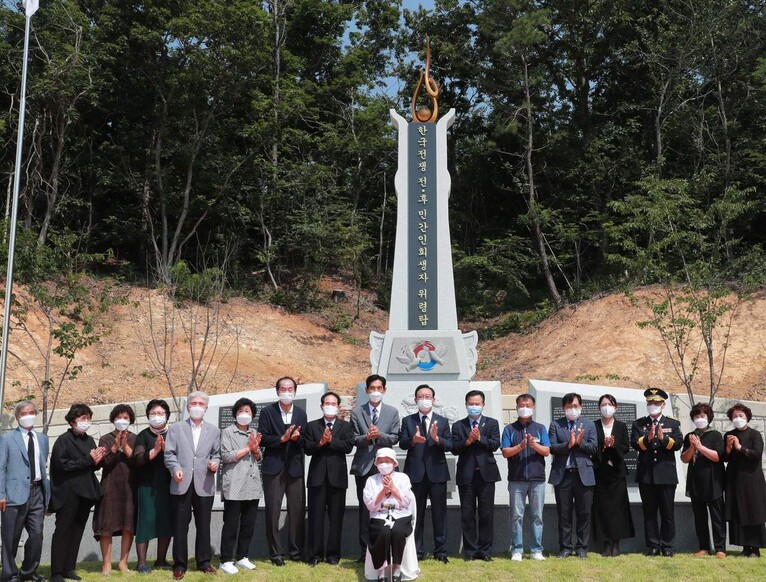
[189,419,203,451]
[363,471,414,520]
[280,404,294,425]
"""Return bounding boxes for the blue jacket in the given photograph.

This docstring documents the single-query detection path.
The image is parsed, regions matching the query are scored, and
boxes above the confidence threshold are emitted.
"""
[501,420,550,482]
[451,416,501,485]
[0,428,51,507]
[548,417,598,487]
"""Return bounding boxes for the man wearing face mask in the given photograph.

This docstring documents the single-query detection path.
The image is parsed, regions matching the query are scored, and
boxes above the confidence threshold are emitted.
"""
[501,393,550,562]
[0,401,50,582]
[257,376,308,566]
[304,392,355,567]
[399,384,452,563]
[548,392,598,559]
[164,391,221,579]
[451,390,501,561]
[350,374,401,562]
[630,388,683,557]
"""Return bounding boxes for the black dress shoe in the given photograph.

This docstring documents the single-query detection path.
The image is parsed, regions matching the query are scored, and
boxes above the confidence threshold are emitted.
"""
[646,548,660,557]
[557,549,573,559]
[576,549,588,559]
[662,549,674,557]
[465,555,476,561]
[21,575,48,582]
[611,541,621,557]
[481,555,493,562]
[63,573,81,581]
[270,557,285,567]
[326,557,339,565]
[308,558,320,567]
[601,541,613,557]
[435,555,449,564]
[49,576,64,582]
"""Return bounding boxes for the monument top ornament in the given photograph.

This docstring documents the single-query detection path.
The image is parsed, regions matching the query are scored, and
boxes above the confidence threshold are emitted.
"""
[411,36,440,123]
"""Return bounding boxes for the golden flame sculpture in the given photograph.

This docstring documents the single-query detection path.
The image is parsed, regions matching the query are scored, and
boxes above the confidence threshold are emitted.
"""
[411,36,440,123]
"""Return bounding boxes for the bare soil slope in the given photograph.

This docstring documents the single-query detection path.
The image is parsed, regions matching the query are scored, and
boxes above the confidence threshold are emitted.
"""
[3,282,765,408]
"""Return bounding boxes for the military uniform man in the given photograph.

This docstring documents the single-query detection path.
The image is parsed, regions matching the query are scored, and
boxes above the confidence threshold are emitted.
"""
[630,388,683,557]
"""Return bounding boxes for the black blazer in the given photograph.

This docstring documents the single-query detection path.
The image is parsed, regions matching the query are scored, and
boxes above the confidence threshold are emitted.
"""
[304,417,354,489]
[257,402,308,478]
[451,416,501,485]
[399,412,452,484]
[49,429,102,512]
[593,419,630,481]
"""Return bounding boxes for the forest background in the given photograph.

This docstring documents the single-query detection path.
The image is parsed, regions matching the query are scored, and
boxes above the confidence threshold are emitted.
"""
[2,0,766,428]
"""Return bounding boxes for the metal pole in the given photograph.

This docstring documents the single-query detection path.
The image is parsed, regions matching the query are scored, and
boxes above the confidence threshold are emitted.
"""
[0,12,33,408]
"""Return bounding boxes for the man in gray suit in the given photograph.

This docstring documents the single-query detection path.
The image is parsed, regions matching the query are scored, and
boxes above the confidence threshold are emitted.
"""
[350,374,400,561]
[548,392,598,559]
[0,401,50,582]
[164,391,221,579]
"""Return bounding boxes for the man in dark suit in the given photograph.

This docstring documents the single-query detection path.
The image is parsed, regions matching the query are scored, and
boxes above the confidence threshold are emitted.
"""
[0,401,51,582]
[630,387,683,557]
[350,374,401,561]
[164,391,221,579]
[451,390,501,561]
[304,391,355,567]
[548,392,598,559]
[399,384,452,563]
[257,376,308,566]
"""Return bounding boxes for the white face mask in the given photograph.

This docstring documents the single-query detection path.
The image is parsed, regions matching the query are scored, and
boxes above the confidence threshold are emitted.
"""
[322,405,338,418]
[236,414,253,426]
[368,391,383,404]
[600,405,616,418]
[417,398,433,412]
[565,408,581,421]
[114,419,130,432]
[517,407,534,419]
[188,405,205,420]
[76,421,91,433]
[647,404,663,417]
[733,417,748,429]
[377,462,394,475]
[148,415,166,428]
[18,414,36,429]
[279,392,295,405]
[693,417,709,430]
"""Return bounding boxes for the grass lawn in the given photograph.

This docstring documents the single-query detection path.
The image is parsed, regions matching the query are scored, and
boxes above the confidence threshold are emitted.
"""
[39,552,763,582]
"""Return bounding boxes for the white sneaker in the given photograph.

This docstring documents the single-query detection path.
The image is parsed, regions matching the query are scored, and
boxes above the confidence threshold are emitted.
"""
[235,558,256,570]
[531,552,546,561]
[220,562,238,575]
[511,553,522,562]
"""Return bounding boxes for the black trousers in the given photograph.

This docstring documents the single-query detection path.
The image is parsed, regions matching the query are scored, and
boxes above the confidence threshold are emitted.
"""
[1,484,45,581]
[307,482,346,561]
[356,473,373,553]
[691,496,726,553]
[369,516,413,569]
[220,499,259,562]
[263,470,305,559]
[458,473,495,558]
[50,495,94,576]
[554,470,594,551]
[412,476,447,558]
[170,488,214,571]
[639,483,676,551]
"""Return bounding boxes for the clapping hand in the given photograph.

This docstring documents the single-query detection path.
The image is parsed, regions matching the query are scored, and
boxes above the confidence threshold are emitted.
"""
[576,425,585,446]
[320,427,333,446]
[412,426,427,445]
[90,446,106,464]
[727,434,741,450]
[604,435,615,448]
[656,423,664,440]
[367,424,380,441]
[467,426,480,445]
[689,434,701,450]
[290,425,301,442]
[248,432,262,453]
[280,425,295,443]
[152,435,164,455]
[430,420,440,443]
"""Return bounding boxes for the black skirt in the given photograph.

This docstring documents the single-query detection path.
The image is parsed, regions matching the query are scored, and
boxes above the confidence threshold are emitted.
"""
[369,515,413,568]
[591,475,635,541]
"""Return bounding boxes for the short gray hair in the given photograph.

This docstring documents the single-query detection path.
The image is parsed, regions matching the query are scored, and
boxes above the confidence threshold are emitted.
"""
[187,391,209,405]
[14,400,37,417]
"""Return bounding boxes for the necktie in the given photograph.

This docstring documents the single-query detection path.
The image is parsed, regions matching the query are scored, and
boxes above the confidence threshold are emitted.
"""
[472,420,479,429]
[27,432,36,481]
[326,422,333,431]
[421,415,428,440]
[371,407,378,425]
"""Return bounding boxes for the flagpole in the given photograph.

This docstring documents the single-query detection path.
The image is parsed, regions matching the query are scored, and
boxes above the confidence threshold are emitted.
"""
[0,9,34,410]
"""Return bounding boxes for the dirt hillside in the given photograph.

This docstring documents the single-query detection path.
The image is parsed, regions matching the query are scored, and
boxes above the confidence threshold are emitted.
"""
[3,280,765,408]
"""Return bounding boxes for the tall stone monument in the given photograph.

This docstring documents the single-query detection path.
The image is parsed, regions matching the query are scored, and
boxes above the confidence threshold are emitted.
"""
[366,41,502,431]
